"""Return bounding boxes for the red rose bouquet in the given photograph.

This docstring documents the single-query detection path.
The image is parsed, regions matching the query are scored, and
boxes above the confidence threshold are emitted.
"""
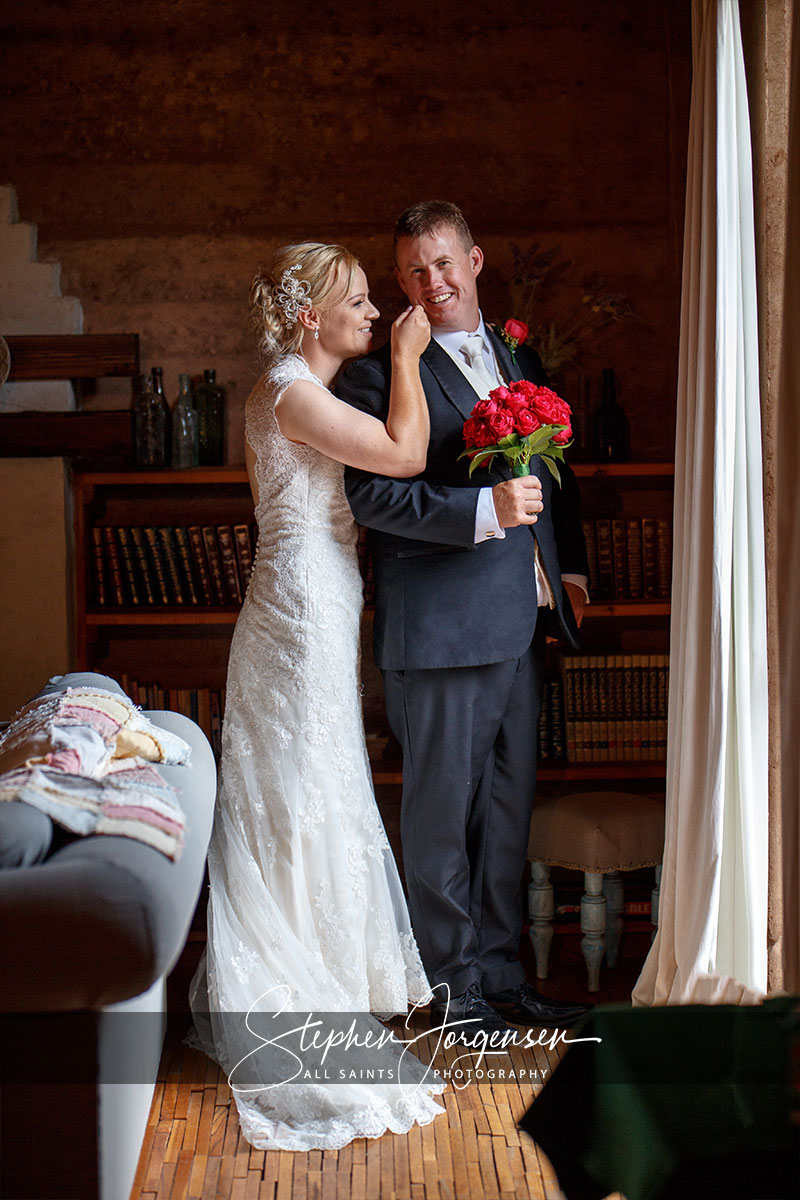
[460,379,572,483]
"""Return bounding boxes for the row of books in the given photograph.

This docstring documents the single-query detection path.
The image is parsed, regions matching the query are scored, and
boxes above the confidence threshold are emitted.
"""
[537,655,669,763]
[121,675,225,760]
[583,517,671,602]
[91,524,257,608]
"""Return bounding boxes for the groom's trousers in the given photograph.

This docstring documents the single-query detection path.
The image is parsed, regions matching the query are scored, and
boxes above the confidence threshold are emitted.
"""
[382,622,546,998]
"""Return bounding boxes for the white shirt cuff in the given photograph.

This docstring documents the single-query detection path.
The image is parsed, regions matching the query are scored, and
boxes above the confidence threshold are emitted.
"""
[474,487,506,543]
[561,573,590,603]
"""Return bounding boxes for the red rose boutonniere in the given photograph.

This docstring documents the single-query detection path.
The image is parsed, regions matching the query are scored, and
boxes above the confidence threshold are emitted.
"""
[459,379,572,484]
[492,318,529,364]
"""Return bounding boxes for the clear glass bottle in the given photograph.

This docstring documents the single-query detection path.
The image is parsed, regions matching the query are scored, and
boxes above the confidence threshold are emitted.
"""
[593,367,629,462]
[150,366,172,465]
[134,375,168,468]
[194,368,226,465]
[171,373,199,468]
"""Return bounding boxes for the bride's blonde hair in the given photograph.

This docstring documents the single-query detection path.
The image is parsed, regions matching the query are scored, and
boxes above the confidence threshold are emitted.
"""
[250,242,360,361]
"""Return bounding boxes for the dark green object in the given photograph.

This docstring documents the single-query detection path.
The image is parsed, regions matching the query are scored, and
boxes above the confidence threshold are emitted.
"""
[521,999,799,1200]
[150,365,172,465]
[195,368,225,465]
[593,367,628,462]
[134,374,167,468]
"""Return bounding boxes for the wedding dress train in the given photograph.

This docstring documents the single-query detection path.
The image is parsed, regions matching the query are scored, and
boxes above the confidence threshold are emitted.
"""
[190,354,444,1150]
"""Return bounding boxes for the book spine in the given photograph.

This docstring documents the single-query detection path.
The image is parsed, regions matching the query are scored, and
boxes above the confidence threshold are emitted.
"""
[188,525,214,605]
[143,527,171,605]
[129,526,157,605]
[209,689,223,759]
[611,519,628,600]
[217,525,243,606]
[656,518,672,599]
[597,655,610,762]
[549,679,565,760]
[537,689,550,761]
[172,527,201,605]
[622,655,634,760]
[588,657,601,763]
[657,654,669,759]
[631,654,643,759]
[115,526,142,606]
[581,520,599,600]
[594,520,614,601]
[90,526,107,607]
[642,518,659,598]
[197,687,212,744]
[640,654,652,759]
[158,527,186,605]
[102,526,126,606]
[605,654,620,762]
[577,656,591,763]
[562,657,577,763]
[626,519,643,599]
[202,526,228,606]
[233,523,255,595]
[648,655,660,760]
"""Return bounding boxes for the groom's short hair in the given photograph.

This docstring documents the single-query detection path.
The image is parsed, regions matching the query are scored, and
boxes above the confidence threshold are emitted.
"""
[393,201,474,258]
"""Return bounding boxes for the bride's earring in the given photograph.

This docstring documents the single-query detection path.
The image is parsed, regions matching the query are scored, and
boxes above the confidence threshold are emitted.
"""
[314,328,320,340]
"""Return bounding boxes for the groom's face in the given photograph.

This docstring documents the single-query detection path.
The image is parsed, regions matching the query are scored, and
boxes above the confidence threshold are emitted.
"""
[394,225,483,334]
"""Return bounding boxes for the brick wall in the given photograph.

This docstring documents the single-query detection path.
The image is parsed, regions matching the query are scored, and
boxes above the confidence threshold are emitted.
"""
[0,0,691,461]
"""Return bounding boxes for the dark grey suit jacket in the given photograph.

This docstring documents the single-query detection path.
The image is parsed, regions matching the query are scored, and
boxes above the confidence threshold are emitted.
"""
[338,328,588,671]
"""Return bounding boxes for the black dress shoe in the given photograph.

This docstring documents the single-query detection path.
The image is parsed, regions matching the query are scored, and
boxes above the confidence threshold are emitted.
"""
[484,981,590,1028]
[430,983,516,1046]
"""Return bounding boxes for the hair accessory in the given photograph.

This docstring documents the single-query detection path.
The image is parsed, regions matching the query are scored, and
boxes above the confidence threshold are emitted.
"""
[274,263,312,327]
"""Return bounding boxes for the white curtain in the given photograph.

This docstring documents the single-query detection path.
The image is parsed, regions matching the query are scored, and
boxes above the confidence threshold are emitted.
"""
[633,0,769,1006]
[776,3,800,993]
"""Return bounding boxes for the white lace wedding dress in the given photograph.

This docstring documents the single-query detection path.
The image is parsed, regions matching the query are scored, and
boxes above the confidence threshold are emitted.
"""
[190,354,444,1150]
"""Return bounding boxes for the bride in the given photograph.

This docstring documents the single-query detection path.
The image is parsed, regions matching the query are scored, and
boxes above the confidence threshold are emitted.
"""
[190,242,445,1150]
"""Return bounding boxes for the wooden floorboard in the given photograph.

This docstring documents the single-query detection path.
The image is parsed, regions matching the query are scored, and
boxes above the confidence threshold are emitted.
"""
[129,1009,633,1200]
[132,878,651,1200]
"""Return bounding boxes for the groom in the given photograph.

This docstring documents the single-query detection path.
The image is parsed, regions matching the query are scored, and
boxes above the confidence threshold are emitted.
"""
[338,201,589,1035]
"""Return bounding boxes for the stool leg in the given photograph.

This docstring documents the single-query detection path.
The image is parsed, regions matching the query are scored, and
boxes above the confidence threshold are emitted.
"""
[651,863,662,943]
[602,871,624,968]
[528,861,554,980]
[581,870,606,992]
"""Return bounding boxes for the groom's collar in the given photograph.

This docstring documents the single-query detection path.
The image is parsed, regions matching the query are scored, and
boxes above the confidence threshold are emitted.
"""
[431,312,492,360]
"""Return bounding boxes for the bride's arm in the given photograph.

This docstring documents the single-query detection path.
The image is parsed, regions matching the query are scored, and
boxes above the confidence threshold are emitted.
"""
[275,306,431,478]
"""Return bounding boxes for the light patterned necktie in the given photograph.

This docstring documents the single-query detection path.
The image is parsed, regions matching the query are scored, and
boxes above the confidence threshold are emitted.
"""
[459,334,496,394]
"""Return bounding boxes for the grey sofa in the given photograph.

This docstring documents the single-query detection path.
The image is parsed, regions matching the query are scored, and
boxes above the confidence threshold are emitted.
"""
[0,672,217,1200]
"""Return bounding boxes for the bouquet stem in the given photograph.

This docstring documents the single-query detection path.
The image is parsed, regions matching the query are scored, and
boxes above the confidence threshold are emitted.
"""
[512,462,530,477]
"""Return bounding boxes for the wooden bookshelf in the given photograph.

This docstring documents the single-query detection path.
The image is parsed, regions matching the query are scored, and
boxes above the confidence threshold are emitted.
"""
[72,463,673,787]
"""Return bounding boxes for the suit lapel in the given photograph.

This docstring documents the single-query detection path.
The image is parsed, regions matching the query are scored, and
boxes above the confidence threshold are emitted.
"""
[421,339,483,421]
[487,325,525,384]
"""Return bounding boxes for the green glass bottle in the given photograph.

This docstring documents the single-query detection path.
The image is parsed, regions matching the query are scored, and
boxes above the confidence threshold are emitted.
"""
[150,366,172,465]
[195,369,225,465]
[593,368,629,462]
[171,373,199,468]
[134,375,167,468]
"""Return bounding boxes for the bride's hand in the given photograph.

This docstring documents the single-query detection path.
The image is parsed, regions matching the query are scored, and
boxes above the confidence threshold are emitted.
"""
[391,305,430,362]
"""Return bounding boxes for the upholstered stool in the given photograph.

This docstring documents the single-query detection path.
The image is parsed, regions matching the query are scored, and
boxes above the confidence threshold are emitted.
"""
[527,792,665,991]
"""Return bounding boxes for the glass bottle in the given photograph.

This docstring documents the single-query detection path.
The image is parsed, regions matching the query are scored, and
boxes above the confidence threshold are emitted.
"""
[150,366,172,465]
[134,375,168,468]
[171,373,199,468]
[194,368,226,465]
[593,368,628,462]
